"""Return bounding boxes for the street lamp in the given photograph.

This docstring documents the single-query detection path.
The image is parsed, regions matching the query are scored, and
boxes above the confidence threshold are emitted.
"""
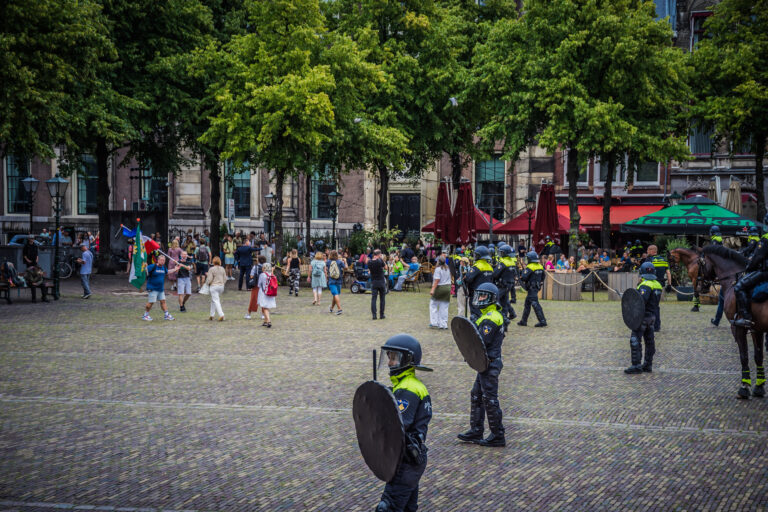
[670,191,682,207]
[525,196,536,249]
[264,192,276,240]
[21,176,39,234]
[46,173,69,300]
[328,189,343,250]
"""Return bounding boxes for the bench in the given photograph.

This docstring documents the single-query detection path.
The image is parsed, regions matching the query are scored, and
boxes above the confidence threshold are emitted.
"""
[0,280,55,304]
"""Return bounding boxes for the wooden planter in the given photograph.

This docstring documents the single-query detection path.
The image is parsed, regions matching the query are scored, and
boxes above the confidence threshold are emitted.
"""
[540,271,582,301]
[608,272,639,301]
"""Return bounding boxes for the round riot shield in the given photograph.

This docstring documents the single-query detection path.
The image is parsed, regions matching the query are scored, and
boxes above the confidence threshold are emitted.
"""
[352,381,405,482]
[621,287,646,331]
[450,316,489,373]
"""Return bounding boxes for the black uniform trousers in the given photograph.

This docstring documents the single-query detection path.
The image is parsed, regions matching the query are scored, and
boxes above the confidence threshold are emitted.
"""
[653,280,664,331]
[520,288,545,323]
[509,283,516,304]
[379,457,428,512]
[371,280,387,318]
[498,285,515,320]
[238,264,252,290]
[470,358,504,436]
[735,271,768,317]
[630,315,655,366]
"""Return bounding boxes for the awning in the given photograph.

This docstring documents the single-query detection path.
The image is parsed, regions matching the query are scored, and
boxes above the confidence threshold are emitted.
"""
[495,210,570,235]
[556,204,664,229]
[621,196,759,235]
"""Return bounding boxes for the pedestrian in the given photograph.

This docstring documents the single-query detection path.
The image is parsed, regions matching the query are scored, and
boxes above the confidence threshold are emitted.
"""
[286,249,301,297]
[76,243,93,299]
[143,254,175,321]
[368,249,387,320]
[309,250,327,305]
[297,235,306,257]
[327,250,346,315]
[23,236,38,268]
[176,251,193,312]
[223,235,236,280]
[245,255,266,319]
[195,240,211,291]
[167,240,183,290]
[456,257,470,318]
[428,254,451,329]
[257,262,277,327]
[235,240,255,291]
[204,256,228,321]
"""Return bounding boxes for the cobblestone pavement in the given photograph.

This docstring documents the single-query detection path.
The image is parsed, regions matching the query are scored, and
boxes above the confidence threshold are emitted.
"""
[1,276,767,511]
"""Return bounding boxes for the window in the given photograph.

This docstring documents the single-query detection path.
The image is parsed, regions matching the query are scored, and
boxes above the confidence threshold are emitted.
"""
[689,125,714,154]
[224,160,251,217]
[475,157,505,221]
[654,0,676,30]
[690,12,712,50]
[597,158,627,184]
[636,161,659,183]
[77,155,98,215]
[139,166,167,211]
[312,167,335,220]
[6,155,30,214]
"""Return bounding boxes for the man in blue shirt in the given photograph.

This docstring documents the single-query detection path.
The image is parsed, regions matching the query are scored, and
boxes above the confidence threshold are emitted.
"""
[143,254,176,321]
[394,257,420,291]
[235,240,257,291]
[76,244,93,299]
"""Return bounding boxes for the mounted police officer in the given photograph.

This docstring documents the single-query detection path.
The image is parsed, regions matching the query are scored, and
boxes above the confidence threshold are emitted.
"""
[645,244,671,332]
[742,226,760,259]
[709,225,723,246]
[733,214,768,328]
[518,251,547,327]
[457,283,506,447]
[625,262,662,374]
[464,246,495,320]
[376,334,432,512]
[493,244,517,322]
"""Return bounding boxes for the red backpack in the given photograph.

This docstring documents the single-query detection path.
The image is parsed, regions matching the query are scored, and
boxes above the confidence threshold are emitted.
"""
[265,273,278,297]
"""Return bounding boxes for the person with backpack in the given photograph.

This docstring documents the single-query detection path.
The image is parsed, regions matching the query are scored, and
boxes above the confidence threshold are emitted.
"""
[326,250,346,315]
[309,251,327,305]
[245,255,267,319]
[257,263,278,327]
[195,241,211,292]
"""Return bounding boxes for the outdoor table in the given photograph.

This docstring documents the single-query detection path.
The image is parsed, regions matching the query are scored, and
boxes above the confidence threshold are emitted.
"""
[541,271,582,301]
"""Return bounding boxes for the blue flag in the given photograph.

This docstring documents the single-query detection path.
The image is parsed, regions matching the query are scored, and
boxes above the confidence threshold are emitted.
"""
[121,225,136,238]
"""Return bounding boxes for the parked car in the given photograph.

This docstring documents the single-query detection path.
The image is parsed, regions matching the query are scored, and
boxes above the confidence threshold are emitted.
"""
[8,235,48,246]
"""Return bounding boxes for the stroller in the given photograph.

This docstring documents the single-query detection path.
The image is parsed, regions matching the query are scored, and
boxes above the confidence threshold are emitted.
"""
[350,262,372,294]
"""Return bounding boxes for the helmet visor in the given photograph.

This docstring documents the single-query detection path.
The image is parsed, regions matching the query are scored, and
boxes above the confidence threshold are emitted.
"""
[378,348,407,377]
[472,290,494,308]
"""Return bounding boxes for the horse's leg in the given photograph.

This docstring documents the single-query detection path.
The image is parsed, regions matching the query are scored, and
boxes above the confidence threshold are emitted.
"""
[753,330,765,398]
[734,326,752,399]
[691,272,700,312]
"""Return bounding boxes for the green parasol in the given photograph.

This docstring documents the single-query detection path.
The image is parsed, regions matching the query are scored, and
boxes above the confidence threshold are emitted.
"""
[621,196,759,235]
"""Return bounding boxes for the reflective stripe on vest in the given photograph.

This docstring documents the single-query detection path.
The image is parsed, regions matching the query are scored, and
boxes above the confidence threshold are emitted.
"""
[638,279,662,291]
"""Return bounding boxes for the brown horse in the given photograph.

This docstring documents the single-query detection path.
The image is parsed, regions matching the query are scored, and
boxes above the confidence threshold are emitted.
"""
[698,245,765,399]
[669,248,703,312]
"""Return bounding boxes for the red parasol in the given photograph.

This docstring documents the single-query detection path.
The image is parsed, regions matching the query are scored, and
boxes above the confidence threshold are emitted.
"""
[434,181,452,243]
[453,181,477,244]
[533,184,561,247]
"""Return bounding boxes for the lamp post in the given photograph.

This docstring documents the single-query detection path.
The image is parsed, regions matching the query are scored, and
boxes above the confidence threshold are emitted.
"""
[328,189,343,250]
[21,176,39,234]
[46,174,69,300]
[525,196,536,249]
[264,192,276,240]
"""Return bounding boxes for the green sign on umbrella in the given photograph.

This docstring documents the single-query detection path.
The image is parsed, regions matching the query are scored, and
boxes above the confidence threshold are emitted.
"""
[621,196,759,235]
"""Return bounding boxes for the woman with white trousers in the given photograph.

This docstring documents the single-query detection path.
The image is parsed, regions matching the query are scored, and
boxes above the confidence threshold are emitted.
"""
[429,254,452,329]
[205,256,228,321]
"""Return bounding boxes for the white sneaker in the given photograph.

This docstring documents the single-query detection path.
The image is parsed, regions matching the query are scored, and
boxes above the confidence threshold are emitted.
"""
[142,314,152,321]
[244,314,251,319]
[164,314,175,321]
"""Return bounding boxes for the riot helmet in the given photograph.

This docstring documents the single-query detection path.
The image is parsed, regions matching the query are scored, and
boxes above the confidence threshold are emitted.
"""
[545,236,552,242]
[498,244,513,257]
[639,262,657,281]
[526,251,539,262]
[488,245,496,257]
[709,226,720,235]
[474,246,491,261]
[749,226,759,236]
[472,282,499,309]
[379,334,433,377]
[635,239,641,245]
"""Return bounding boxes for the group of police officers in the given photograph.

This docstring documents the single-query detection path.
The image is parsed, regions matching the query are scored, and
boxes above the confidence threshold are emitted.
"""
[372,222,768,511]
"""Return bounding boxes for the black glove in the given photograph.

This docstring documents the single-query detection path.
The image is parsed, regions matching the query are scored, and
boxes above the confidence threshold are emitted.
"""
[665,284,671,292]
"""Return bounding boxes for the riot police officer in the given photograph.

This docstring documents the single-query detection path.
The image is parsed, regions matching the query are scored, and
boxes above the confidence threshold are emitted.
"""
[464,246,495,320]
[733,214,768,327]
[457,283,506,447]
[630,239,645,259]
[518,251,547,327]
[493,244,517,321]
[541,236,554,257]
[742,226,760,259]
[625,262,662,374]
[376,334,433,512]
[488,243,497,264]
[645,244,671,332]
[709,225,723,246]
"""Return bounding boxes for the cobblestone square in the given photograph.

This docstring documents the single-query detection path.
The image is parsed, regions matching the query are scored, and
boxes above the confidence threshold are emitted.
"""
[1,277,767,511]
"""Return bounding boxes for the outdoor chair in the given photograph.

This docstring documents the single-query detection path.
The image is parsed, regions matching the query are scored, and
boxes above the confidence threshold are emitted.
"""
[403,270,421,292]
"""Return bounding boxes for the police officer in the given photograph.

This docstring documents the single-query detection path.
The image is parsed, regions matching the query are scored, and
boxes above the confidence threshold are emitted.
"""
[742,226,760,258]
[733,214,768,327]
[464,246,495,320]
[488,243,497,264]
[541,236,554,257]
[457,283,506,447]
[625,262,662,374]
[630,239,645,259]
[493,244,517,321]
[518,251,547,327]
[645,245,671,332]
[376,334,433,512]
[709,226,723,245]
[448,249,463,296]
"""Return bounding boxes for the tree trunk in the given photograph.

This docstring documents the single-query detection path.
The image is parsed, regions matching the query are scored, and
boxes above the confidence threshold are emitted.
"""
[450,151,462,195]
[566,147,581,258]
[377,162,389,231]
[208,156,221,257]
[755,134,766,221]
[601,154,615,251]
[95,137,114,274]
[274,168,286,261]
[305,172,311,246]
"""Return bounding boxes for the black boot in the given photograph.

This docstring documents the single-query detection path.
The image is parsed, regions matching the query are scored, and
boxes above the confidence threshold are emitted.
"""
[533,302,547,327]
[509,308,517,320]
[733,289,753,327]
[477,397,505,447]
[624,339,643,374]
[642,345,654,373]
[457,394,485,442]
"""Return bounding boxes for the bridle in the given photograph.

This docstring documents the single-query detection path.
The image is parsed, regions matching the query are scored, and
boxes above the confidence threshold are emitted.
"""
[697,254,741,291]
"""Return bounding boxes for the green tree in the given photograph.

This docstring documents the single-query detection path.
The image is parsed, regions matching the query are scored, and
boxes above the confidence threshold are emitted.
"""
[692,0,768,219]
